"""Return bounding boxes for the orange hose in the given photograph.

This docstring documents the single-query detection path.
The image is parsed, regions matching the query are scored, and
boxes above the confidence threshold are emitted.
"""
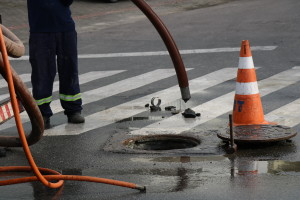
[0,24,145,192]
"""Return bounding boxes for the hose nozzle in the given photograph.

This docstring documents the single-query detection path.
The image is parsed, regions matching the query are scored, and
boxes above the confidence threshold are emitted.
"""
[180,86,191,103]
[135,184,147,192]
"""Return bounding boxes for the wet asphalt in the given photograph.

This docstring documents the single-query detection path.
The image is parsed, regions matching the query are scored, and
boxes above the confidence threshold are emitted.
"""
[1,0,300,199]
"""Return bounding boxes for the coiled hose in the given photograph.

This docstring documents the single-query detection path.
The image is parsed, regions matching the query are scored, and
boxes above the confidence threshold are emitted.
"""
[0,24,44,147]
[0,23,145,191]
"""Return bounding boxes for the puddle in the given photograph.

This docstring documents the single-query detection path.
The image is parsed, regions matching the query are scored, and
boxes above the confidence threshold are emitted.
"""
[237,160,300,175]
[131,156,300,175]
[4,159,299,198]
[131,156,226,163]
[117,117,149,123]
[117,116,164,123]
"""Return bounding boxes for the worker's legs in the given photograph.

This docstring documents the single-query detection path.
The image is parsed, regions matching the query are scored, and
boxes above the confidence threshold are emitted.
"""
[29,32,56,118]
[56,31,83,119]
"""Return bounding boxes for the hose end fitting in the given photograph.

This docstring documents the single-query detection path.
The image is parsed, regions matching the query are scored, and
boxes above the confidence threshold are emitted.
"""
[180,86,191,103]
[136,184,147,192]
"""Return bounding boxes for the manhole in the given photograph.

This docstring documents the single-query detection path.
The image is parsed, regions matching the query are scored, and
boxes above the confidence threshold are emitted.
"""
[217,125,297,144]
[124,135,200,151]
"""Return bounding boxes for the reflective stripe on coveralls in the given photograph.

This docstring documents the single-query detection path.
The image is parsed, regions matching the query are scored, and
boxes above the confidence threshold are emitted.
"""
[59,93,81,102]
[35,96,52,106]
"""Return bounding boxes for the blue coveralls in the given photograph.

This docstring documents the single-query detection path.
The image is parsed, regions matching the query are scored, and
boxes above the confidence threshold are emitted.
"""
[27,0,82,117]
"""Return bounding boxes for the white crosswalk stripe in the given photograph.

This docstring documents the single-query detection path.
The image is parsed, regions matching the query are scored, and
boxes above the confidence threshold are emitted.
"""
[0,74,32,101]
[54,70,126,89]
[265,98,300,127]
[0,70,125,102]
[8,46,277,60]
[0,73,31,89]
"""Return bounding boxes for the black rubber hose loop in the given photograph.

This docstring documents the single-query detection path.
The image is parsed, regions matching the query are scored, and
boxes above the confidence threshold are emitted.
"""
[0,25,44,147]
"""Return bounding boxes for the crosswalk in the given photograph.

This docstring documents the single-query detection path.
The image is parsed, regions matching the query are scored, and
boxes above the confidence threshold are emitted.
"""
[8,45,277,61]
[0,69,186,129]
[0,66,299,137]
[131,67,300,135]
[0,74,31,89]
[0,71,125,102]
[265,98,300,127]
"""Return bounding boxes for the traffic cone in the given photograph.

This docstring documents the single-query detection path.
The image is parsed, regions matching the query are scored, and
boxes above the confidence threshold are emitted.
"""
[232,40,271,126]
[217,40,297,144]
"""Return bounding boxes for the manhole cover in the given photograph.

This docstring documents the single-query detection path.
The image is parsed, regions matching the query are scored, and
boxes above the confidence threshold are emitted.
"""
[217,124,297,143]
[124,135,200,151]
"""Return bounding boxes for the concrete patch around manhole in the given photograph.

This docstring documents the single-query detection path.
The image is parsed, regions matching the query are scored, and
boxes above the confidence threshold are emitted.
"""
[103,130,223,154]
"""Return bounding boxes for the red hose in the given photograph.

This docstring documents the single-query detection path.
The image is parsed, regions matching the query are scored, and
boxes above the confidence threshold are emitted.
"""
[0,23,145,192]
[131,0,191,102]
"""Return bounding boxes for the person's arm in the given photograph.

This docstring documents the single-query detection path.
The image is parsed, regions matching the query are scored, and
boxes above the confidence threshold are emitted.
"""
[60,0,74,7]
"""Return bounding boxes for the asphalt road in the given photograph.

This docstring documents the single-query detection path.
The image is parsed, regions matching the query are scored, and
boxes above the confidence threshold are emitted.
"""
[1,0,300,199]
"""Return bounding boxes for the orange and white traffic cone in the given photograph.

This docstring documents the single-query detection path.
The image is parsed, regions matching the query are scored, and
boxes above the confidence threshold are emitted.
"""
[232,40,271,126]
[217,40,297,145]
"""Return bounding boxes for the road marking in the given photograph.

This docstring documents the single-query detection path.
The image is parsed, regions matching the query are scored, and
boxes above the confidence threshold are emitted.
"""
[56,70,126,87]
[0,70,125,102]
[44,67,238,136]
[0,73,31,89]
[0,69,187,131]
[83,68,188,104]
[0,70,125,130]
[130,67,300,135]
[49,68,191,114]
[9,46,277,61]
[265,98,300,127]
[3,67,298,137]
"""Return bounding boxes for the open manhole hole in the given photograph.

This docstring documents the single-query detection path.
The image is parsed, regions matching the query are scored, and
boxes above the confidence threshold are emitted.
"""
[124,135,200,151]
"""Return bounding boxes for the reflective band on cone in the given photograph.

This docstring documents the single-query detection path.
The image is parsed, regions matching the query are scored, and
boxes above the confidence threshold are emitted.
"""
[237,160,258,175]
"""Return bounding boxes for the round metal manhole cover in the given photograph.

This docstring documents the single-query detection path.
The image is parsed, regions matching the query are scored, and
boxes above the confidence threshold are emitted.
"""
[217,124,297,143]
[124,135,200,151]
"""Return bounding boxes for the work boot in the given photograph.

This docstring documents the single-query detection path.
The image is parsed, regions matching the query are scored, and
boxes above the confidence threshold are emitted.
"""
[43,116,51,129]
[67,112,85,124]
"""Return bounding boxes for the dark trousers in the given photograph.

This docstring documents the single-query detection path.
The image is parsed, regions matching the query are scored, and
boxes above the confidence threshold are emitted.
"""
[29,31,82,117]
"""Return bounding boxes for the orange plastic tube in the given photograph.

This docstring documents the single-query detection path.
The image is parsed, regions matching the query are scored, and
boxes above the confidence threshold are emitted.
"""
[0,23,145,192]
